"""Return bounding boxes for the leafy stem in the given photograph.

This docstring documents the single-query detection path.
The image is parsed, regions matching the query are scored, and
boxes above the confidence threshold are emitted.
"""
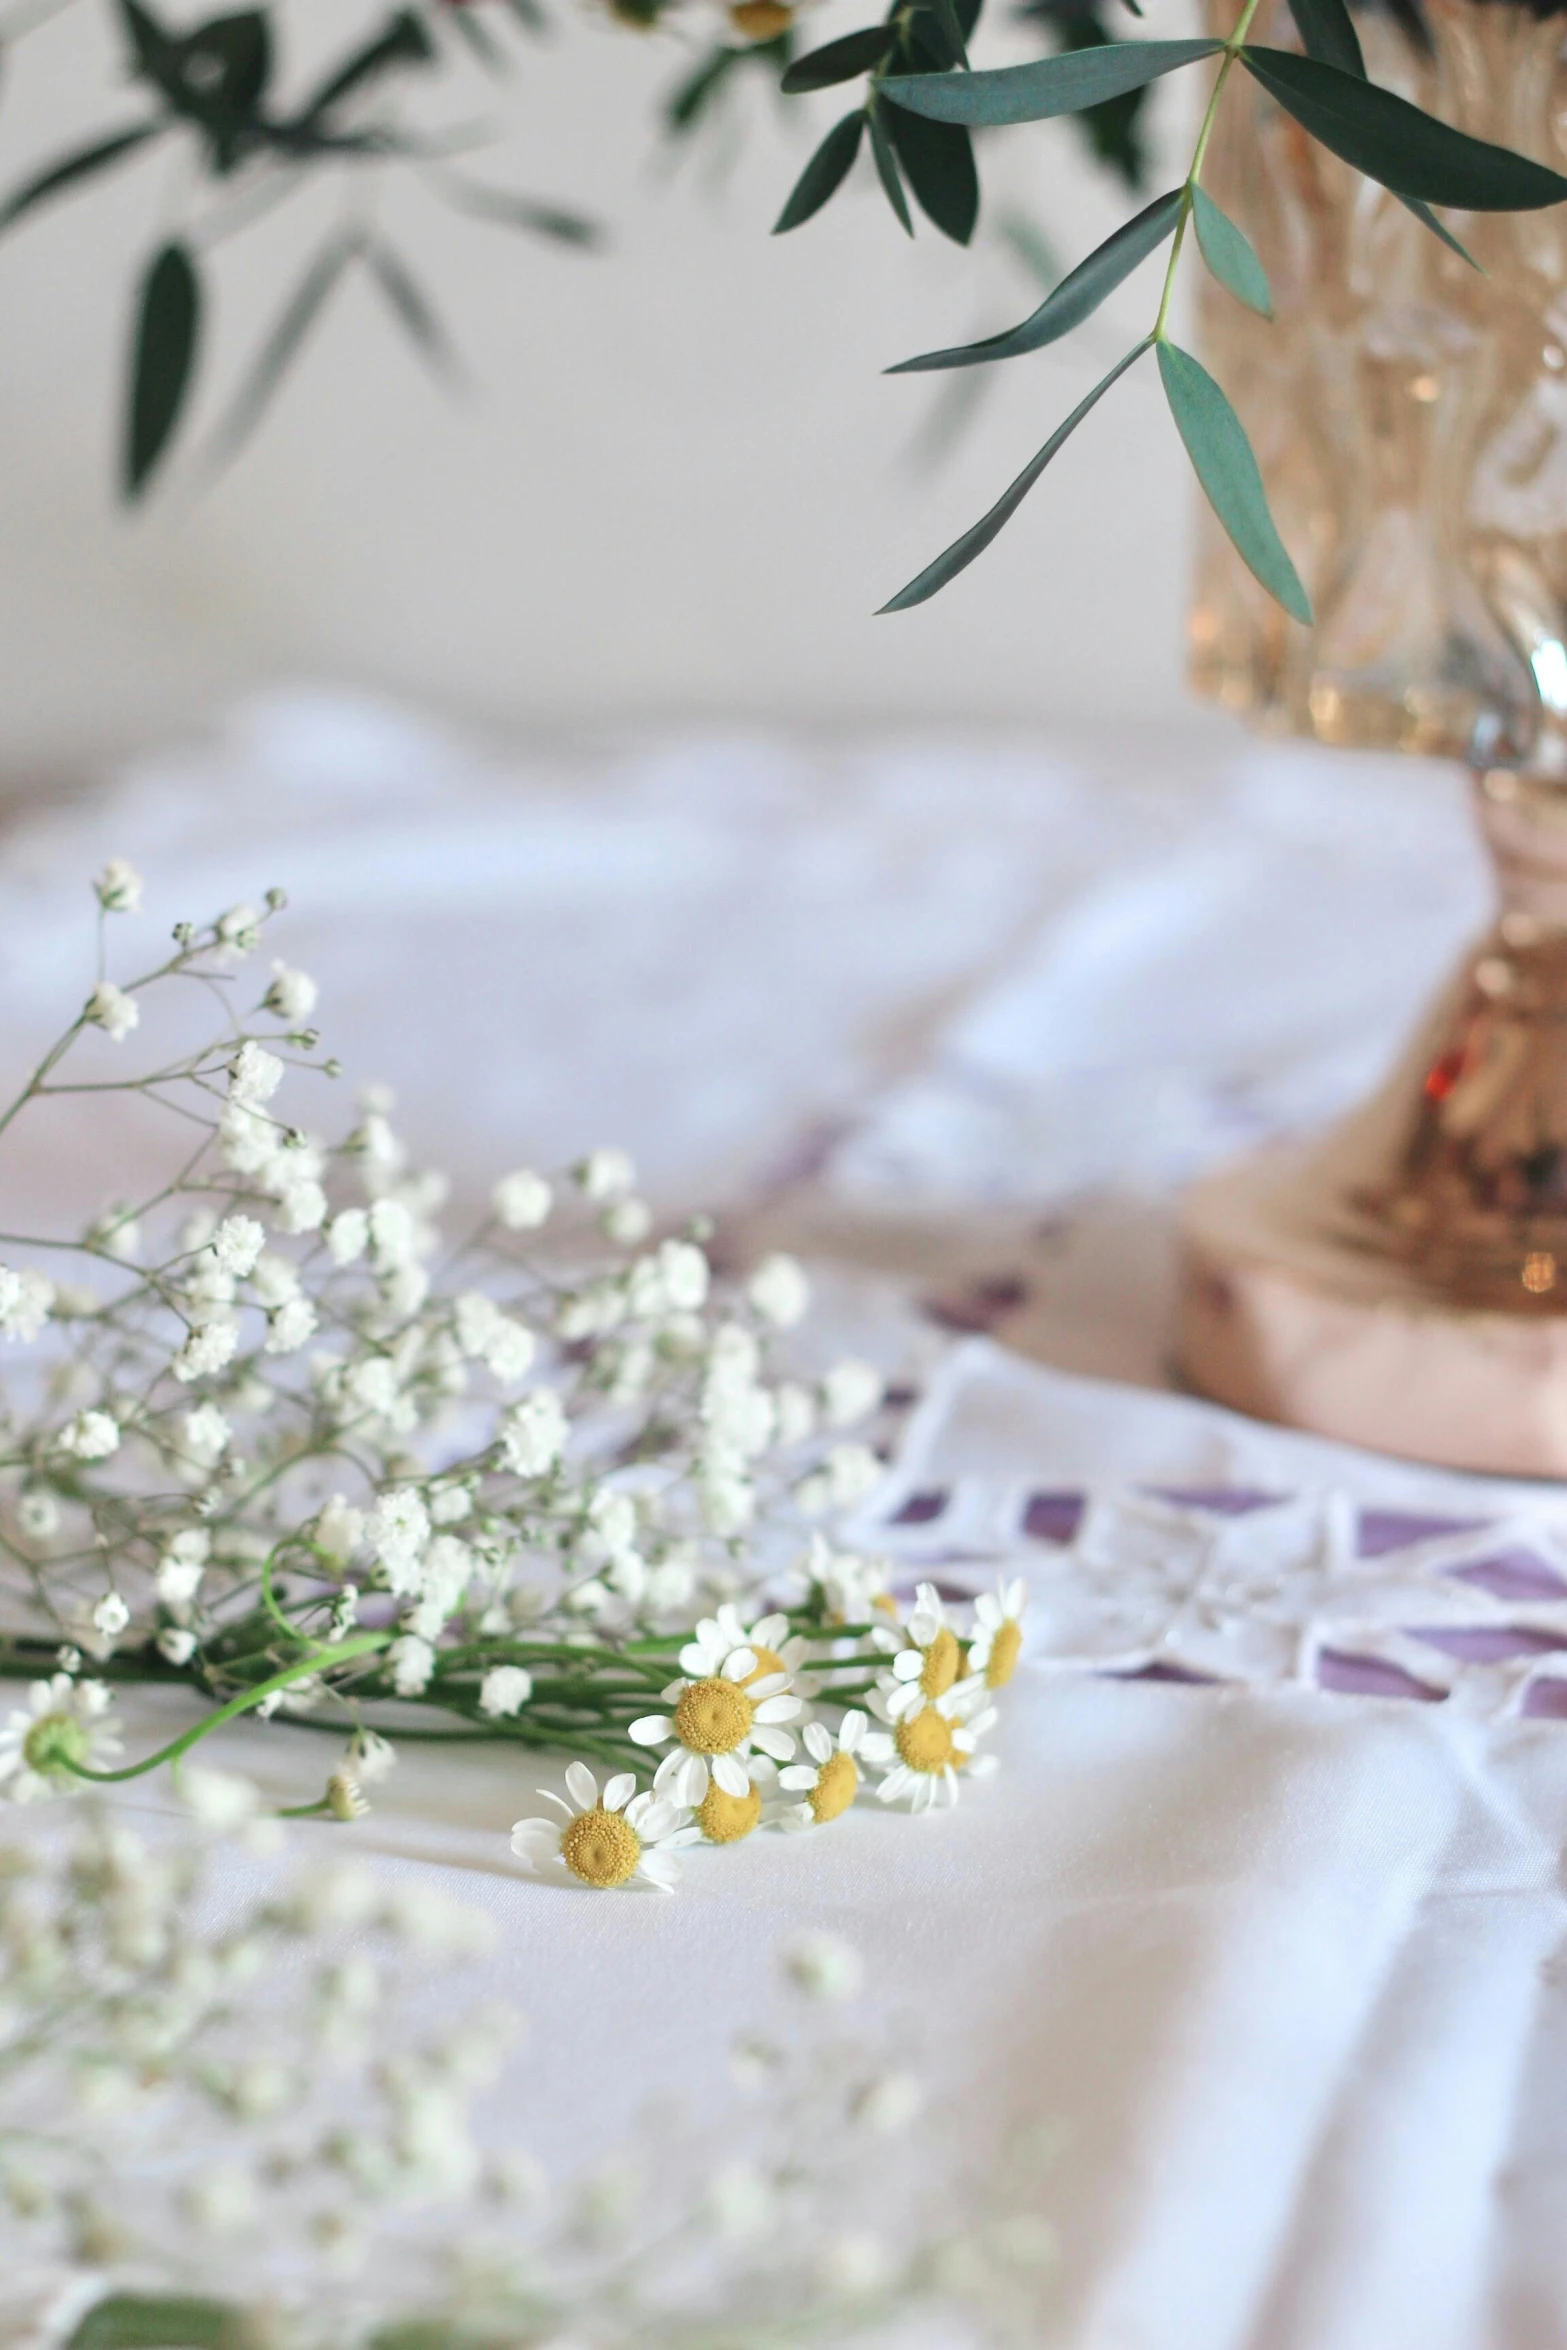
[1151,0,1266,346]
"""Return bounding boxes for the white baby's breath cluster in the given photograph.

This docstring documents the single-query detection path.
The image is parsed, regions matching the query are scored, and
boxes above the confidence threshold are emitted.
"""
[0,867,1026,1881]
[0,1815,1056,2349]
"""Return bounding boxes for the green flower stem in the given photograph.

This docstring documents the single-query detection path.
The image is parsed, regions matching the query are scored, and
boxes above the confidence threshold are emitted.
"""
[58,1630,391,1784]
[1151,0,1266,346]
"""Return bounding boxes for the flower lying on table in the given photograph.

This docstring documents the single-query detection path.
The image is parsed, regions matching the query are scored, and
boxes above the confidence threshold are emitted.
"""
[0,863,1025,1885]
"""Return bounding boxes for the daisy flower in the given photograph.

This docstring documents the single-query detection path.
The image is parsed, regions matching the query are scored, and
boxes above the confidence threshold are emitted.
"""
[629,1641,802,1807]
[860,1684,992,1814]
[775,1709,866,1828]
[874,1581,967,1723]
[967,1576,1027,1689]
[693,1752,776,1846]
[510,1762,696,1892]
[688,1604,821,1700]
[0,1674,120,1802]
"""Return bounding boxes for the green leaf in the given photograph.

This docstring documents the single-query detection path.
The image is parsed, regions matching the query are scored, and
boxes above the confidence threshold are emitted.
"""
[207,229,358,469]
[780,25,893,92]
[300,10,434,122]
[1022,0,1153,193]
[773,108,865,231]
[868,98,913,233]
[1191,184,1272,315]
[364,241,462,383]
[880,36,1221,126]
[664,42,741,130]
[1156,339,1311,622]
[1285,0,1362,78]
[923,0,970,69]
[879,338,1149,610]
[124,239,200,498]
[1241,47,1567,210]
[889,184,1178,370]
[437,176,600,246]
[1397,192,1479,266]
[0,123,162,233]
[68,2294,251,2349]
[886,107,977,242]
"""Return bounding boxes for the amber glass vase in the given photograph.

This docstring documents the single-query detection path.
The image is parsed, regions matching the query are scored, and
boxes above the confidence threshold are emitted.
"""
[1192,0,1567,768]
[1177,0,1567,1471]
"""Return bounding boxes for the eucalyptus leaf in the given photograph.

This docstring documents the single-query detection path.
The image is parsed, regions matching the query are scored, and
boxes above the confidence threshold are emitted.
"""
[1191,184,1271,315]
[879,338,1149,610]
[207,229,358,470]
[1285,0,1362,79]
[868,99,913,233]
[924,0,970,69]
[1241,47,1567,209]
[886,106,978,242]
[1397,192,1479,266]
[124,239,200,498]
[880,37,1221,127]
[364,241,462,382]
[299,10,434,123]
[1156,339,1311,621]
[889,184,1178,371]
[772,108,864,232]
[68,2293,251,2349]
[437,176,600,245]
[665,42,740,131]
[780,25,893,92]
[0,122,161,233]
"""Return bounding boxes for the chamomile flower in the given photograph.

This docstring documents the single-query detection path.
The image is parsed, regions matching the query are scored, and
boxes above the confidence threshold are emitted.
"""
[511,1763,696,1892]
[0,1674,120,1802]
[860,1685,987,1814]
[875,1582,966,1722]
[967,1576,1027,1689]
[775,1710,866,1828]
[685,1605,821,1700]
[629,1645,801,1807]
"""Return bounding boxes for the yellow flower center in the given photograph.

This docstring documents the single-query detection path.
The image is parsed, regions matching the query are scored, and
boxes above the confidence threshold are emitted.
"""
[919,1626,960,1699]
[740,1643,786,1686]
[985,1619,1022,1689]
[22,1712,87,1779]
[697,1782,761,1843]
[895,1708,956,1776]
[560,1806,642,1888]
[809,1750,858,1823]
[674,1677,754,1755]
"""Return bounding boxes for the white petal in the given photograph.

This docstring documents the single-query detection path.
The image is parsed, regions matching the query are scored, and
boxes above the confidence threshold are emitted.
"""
[751,1724,796,1763]
[539,1788,575,1816]
[754,1615,787,1648]
[510,1822,558,1864]
[803,1722,832,1765]
[634,1796,682,1837]
[637,1850,682,1891]
[712,1752,750,1799]
[892,1652,922,1682]
[661,1679,688,1704]
[840,1709,866,1753]
[859,1732,895,1764]
[723,1647,759,1682]
[754,1694,801,1724]
[677,1641,709,1676]
[564,1760,598,1811]
[968,1753,1001,1779]
[778,1765,816,1791]
[974,1595,1001,1631]
[1004,1578,1026,1615]
[877,1770,909,1806]
[602,1772,636,1813]
[628,1716,672,1747]
[745,1671,790,1702]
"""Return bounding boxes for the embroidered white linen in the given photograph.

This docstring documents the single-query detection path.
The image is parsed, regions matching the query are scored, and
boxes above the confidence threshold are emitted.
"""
[2,695,1563,2346]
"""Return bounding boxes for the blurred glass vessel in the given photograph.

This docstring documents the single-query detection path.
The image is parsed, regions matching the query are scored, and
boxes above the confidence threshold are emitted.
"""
[1179,0,1567,1470]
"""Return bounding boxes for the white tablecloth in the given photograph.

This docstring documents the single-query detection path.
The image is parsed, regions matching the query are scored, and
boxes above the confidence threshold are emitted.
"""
[5,693,1565,2346]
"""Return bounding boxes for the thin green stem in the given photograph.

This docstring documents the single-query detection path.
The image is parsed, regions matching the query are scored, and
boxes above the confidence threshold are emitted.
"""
[1151,0,1266,346]
[59,1630,390,1783]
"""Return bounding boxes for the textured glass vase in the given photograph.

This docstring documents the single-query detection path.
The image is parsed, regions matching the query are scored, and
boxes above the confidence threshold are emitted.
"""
[1178,0,1567,1471]
[1191,0,1567,770]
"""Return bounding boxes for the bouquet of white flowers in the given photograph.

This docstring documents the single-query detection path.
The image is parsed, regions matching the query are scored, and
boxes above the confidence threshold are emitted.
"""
[0,861,1026,1890]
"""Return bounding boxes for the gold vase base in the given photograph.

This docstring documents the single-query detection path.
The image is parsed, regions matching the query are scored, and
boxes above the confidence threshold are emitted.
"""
[1177,1141,1567,1480]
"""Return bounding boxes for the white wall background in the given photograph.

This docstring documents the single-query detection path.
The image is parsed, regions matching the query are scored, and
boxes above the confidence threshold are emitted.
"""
[0,0,1209,772]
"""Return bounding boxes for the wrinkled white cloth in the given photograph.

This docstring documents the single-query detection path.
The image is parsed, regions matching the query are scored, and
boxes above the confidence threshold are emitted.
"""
[3,692,1564,2347]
